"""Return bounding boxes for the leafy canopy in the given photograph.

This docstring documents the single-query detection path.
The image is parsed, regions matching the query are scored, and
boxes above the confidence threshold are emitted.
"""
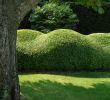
[48,0,110,14]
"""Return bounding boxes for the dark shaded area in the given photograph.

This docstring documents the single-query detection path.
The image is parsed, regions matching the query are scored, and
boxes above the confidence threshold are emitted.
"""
[20,80,110,100]
[19,72,110,78]
[73,5,110,34]
[19,5,110,34]
[19,11,32,29]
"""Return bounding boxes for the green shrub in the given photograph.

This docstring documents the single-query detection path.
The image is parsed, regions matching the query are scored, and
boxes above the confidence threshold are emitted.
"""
[87,33,110,69]
[17,29,110,71]
[29,2,78,33]
[17,29,43,42]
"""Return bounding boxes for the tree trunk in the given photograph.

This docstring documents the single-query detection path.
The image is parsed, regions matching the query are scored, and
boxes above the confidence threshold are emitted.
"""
[0,0,38,99]
[0,0,20,100]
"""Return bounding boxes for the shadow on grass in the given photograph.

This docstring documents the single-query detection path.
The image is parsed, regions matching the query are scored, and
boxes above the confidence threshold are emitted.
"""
[20,72,110,78]
[20,80,110,100]
[54,72,110,78]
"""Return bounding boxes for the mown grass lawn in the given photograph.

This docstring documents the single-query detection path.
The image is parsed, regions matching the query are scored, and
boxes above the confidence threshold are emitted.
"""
[19,72,110,100]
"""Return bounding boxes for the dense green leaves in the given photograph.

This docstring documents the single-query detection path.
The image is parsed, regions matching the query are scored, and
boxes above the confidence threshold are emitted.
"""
[75,0,104,14]
[17,29,110,71]
[39,0,107,14]
[29,2,78,33]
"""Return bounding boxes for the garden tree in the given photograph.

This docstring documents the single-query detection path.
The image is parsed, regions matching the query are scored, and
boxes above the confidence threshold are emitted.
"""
[29,2,78,33]
[0,0,38,100]
[28,0,108,33]
[0,0,105,100]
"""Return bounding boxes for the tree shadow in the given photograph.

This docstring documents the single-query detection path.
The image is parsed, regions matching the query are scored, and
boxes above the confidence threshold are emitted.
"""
[20,80,110,100]
[49,72,110,78]
[20,72,110,78]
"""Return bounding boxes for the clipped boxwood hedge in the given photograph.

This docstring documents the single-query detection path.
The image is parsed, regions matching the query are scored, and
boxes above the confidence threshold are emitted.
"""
[17,29,110,71]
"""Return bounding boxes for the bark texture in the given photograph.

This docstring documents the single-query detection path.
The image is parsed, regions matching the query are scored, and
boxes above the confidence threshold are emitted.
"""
[16,0,39,24]
[0,0,38,100]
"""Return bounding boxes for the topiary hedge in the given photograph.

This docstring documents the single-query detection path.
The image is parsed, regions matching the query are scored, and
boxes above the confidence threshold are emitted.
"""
[17,29,110,71]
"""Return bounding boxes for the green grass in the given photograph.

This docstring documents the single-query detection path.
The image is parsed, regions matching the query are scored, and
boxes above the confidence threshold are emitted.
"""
[19,72,110,100]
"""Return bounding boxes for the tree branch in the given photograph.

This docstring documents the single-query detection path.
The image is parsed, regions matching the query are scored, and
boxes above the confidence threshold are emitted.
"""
[16,0,39,24]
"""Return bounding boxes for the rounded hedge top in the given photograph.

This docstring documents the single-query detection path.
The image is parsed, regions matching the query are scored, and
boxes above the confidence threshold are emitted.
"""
[87,33,110,53]
[87,33,110,44]
[17,29,110,71]
[17,29,43,42]
[17,29,86,54]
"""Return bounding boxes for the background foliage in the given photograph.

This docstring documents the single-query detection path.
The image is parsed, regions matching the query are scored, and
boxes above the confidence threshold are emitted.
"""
[29,2,78,33]
[19,0,110,34]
